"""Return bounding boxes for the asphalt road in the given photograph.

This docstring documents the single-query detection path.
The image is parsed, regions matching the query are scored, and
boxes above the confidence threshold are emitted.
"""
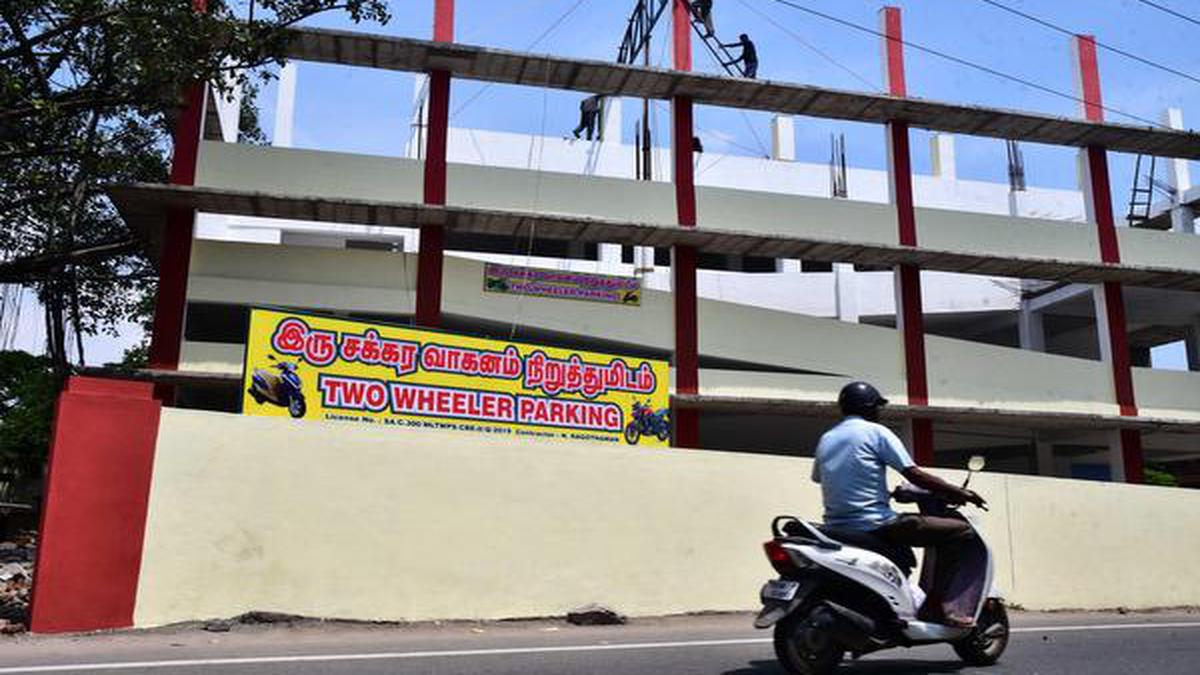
[2,612,1199,674]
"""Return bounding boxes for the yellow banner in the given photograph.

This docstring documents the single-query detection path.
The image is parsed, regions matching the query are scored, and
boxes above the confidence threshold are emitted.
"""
[241,309,671,447]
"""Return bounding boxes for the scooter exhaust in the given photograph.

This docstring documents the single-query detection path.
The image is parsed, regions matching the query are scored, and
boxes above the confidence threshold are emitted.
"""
[814,601,887,653]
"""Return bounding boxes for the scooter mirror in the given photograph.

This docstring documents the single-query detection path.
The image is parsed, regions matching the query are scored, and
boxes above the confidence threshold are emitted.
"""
[968,455,986,472]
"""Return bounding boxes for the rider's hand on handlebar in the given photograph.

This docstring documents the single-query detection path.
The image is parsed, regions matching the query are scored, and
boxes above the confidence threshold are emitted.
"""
[961,489,987,509]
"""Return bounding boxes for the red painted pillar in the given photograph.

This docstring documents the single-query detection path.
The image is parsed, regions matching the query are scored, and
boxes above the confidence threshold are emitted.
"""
[416,0,455,327]
[1072,34,1143,483]
[672,0,700,447]
[146,0,209,377]
[881,7,934,465]
[30,378,163,633]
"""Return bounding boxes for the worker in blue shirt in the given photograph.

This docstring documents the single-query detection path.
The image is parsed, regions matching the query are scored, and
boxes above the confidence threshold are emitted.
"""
[812,381,986,627]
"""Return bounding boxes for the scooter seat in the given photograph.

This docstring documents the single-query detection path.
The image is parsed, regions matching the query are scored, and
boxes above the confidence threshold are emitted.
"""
[816,525,917,577]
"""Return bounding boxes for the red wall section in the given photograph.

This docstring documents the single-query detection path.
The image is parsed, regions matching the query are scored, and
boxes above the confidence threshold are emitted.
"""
[29,377,162,633]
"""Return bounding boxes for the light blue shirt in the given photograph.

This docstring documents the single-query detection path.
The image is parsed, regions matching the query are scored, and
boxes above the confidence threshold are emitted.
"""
[811,416,916,531]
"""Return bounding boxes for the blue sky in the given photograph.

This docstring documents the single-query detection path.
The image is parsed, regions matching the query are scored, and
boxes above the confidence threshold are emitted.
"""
[11,1,1197,367]
[277,0,1200,188]
[267,0,1198,369]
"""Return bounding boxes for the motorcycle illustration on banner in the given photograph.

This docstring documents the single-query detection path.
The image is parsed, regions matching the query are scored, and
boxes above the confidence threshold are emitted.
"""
[624,400,670,444]
[248,355,307,418]
[240,308,671,447]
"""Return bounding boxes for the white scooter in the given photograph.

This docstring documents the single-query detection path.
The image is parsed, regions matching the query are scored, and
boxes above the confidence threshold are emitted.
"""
[755,456,1008,674]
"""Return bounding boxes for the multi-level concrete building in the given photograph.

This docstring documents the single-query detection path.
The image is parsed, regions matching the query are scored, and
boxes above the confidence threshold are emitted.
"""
[30,1,1200,635]
[142,38,1200,483]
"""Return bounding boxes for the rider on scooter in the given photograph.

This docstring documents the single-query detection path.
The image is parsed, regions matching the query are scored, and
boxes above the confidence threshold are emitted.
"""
[811,381,987,628]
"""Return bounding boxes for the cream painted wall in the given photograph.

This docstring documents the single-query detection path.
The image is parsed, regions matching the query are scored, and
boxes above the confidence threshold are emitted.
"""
[195,142,422,204]
[1119,227,1200,272]
[925,333,1118,416]
[916,207,1100,264]
[1133,368,1200,423]
[694,186,898,245]
[133,409,1200,627]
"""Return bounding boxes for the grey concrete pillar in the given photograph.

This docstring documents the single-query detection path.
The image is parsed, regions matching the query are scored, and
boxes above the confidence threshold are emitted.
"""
[930,134,956,180]
[771,116,795,162]
[834,263,859,323]
[1018,305,1046,352]
[1186,317,1200,372]
[1035,436,1056,477]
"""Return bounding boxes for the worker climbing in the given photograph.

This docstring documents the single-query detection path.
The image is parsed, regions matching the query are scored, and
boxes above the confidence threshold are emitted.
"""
[721,33,758,79]
[691,0,714,38]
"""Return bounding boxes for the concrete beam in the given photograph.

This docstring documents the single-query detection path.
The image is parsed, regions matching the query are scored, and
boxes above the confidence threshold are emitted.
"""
[280,27,1200,159]
[109,182,1200,292]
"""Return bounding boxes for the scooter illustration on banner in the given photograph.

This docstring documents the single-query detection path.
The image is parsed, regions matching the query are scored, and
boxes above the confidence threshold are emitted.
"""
[624,400,670,444]
[248,354,308,419]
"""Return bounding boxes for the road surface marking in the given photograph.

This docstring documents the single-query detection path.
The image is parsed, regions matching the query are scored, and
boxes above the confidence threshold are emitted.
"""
[3,622,1200,673]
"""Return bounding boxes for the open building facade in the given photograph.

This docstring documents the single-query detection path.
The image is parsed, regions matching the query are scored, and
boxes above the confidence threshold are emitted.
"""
[27,0,1200,634]
[107,5,1200,483]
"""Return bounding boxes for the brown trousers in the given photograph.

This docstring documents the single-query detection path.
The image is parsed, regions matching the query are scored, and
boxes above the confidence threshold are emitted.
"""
[873,514,975,620]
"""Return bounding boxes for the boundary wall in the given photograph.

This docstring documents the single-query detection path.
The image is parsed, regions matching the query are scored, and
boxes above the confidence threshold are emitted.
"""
[32,398,1200,631]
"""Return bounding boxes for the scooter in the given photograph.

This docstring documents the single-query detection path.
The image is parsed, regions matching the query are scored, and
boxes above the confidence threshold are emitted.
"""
[755,456,1007,674]
[248,355,307,419]
[624,400,671,444]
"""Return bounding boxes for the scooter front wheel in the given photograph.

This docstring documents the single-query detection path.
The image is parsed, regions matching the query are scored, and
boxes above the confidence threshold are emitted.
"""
[953,599,1009,666]
[288,395,307,419]
[774,610,844,675]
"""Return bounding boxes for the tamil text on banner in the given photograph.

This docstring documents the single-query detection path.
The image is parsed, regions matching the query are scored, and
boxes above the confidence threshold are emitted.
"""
[241,309,670,446]
[483,263,641,306]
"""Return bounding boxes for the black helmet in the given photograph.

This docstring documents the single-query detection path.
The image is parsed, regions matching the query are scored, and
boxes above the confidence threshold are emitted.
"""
[838,381,888,417]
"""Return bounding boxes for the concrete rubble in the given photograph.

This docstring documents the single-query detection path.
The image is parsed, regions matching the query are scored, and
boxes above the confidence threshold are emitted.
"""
[0,533,35,634]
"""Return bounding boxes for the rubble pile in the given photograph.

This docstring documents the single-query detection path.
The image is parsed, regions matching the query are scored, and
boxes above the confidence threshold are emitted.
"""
[0,532,35,634]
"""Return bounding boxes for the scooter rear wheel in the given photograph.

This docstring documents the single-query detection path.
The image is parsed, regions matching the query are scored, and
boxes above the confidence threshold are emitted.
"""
[953,599,1009,666]
[774,610,844,675]
[623,422,641,445]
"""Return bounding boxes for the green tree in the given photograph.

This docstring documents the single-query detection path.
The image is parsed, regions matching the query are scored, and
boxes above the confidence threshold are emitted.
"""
[1,0,390,378]
[1144,464,1178,488]
[0,351,56,485]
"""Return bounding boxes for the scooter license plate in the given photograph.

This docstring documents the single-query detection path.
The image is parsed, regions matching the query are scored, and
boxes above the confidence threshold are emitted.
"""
[761,579,801,602]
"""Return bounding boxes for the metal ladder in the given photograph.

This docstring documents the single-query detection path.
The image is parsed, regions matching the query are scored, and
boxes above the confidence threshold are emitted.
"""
[1126,154,1176,229]
[617,0,749,77]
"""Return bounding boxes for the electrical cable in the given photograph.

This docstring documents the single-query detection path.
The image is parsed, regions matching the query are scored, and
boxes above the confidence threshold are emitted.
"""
[457,0,556,46]
[1136,0,1200,28]
[978,0,1200,87]
[693,35,771,158]
[766,0,1166,128]
[451,0,590,120]
[509,67,554,340]
[734,0,879,92]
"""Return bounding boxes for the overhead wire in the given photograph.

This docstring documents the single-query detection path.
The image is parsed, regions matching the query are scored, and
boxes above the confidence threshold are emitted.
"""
[456,0,557,46]
[508,66,555,340]
[977,0,1200,87]
[734,0,879,92]
[766,0,1167,129]
[451,0,591,120]
[1136,0,1200,28]
[690,31,771,158]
